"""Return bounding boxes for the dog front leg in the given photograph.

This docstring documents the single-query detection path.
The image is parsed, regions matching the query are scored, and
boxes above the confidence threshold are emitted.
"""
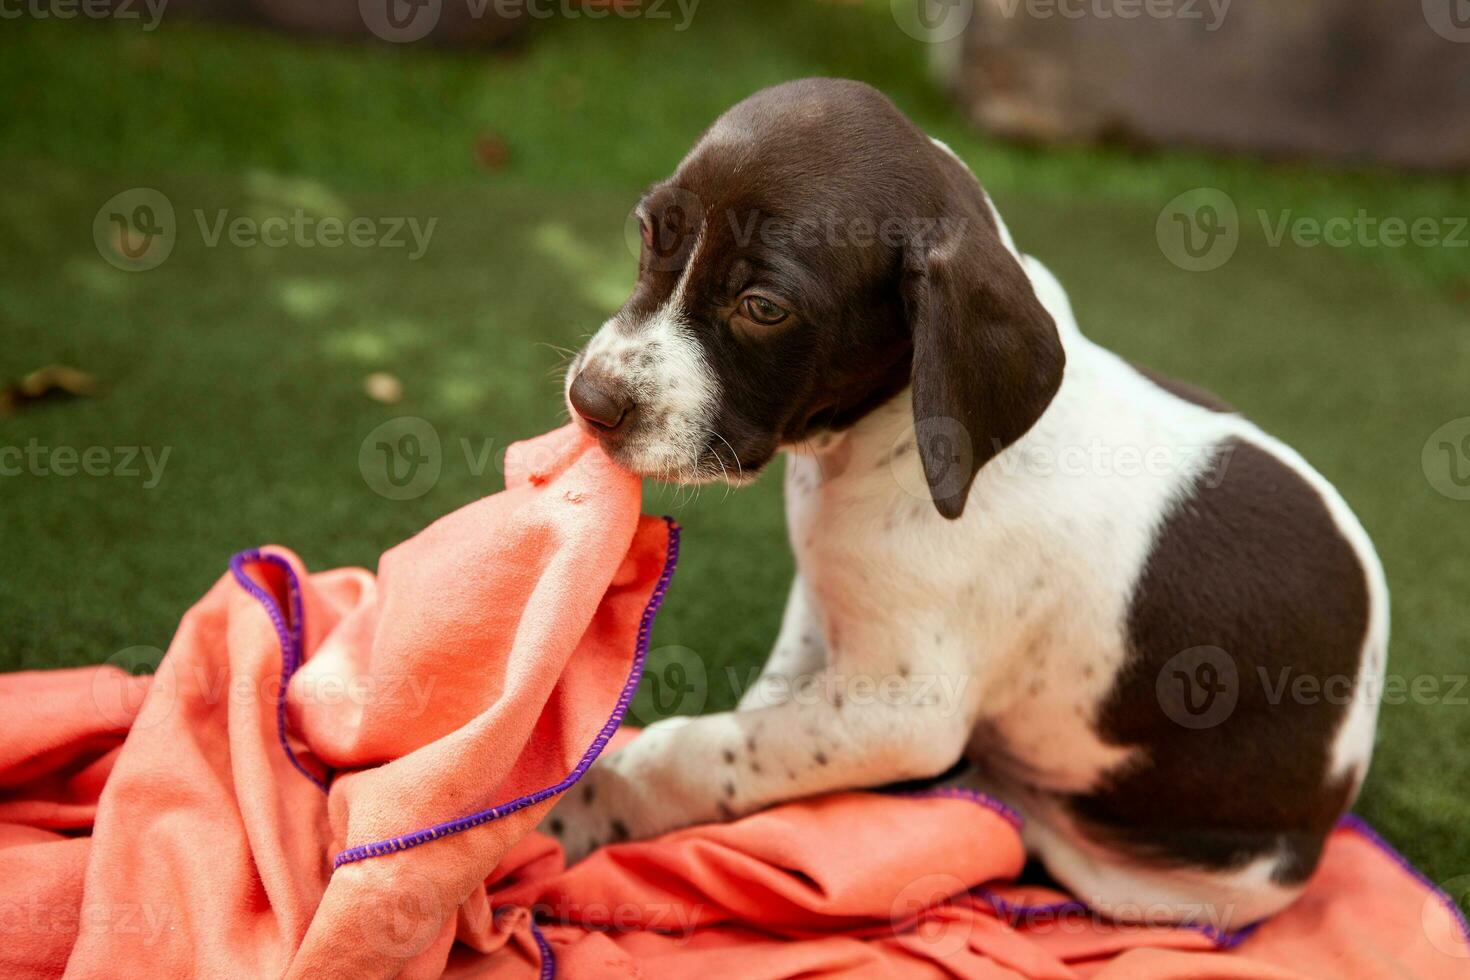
[736,575,827,710]
[545,672,973,862]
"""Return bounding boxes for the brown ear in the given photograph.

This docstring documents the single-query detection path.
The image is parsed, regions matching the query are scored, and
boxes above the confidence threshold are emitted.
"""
[901,206,1065,520]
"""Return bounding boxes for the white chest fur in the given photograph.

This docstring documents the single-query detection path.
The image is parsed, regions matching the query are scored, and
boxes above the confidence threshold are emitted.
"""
[780,258,1258,793]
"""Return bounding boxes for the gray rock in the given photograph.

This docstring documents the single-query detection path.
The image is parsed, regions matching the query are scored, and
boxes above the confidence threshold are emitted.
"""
[938,0,1470,169]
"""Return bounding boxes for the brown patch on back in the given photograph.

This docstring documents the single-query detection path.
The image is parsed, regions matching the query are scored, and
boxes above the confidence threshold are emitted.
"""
[1071,437,1370,883]
[1131,362,1237,414]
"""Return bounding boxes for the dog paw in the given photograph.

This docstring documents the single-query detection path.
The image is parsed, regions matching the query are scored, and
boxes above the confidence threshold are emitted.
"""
[538,716,721,863]
[539,759,646,863]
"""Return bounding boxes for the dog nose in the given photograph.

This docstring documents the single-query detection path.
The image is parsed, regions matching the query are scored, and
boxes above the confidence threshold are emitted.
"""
[569,371,634,433]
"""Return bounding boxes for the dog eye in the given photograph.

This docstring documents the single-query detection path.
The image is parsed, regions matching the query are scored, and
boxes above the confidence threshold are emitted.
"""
[740,295,788,325]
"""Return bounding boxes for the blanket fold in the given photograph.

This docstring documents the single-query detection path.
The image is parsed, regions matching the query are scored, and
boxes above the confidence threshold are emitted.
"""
[0,425,1465,979]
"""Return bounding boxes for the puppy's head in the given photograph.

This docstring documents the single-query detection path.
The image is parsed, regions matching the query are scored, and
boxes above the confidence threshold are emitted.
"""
[566,78,1063,518]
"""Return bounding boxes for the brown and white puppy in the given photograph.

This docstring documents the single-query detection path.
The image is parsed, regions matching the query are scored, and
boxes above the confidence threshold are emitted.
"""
[546,78,1388,931]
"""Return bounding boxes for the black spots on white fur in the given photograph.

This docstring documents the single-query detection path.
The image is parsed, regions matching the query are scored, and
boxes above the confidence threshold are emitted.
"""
[813,750,829,766]
[745,734,758,753]
[548,818,564,836]
[609,819,630,842]
[749,758,762,774]
[722,748,736,765]
[582,784,596,804]
[716,801,735,820]
[897,662,911,679]
[723,780,736,799]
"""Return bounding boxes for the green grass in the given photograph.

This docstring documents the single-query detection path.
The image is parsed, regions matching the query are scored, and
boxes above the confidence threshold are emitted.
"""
[3,3,1469,902]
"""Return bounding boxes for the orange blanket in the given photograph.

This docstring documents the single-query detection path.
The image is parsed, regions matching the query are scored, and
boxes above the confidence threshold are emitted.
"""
[1,426,1465,979]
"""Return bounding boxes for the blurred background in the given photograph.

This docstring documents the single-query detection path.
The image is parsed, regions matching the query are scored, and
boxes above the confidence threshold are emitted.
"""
[2,0,1468,903]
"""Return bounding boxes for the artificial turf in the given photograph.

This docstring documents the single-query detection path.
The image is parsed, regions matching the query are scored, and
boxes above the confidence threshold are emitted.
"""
[2,0,1468,905]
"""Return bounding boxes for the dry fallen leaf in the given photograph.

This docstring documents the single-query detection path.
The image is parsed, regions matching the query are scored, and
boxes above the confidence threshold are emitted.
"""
[364,372,403,404]
[0,365,97,415]
[474,133,510,171]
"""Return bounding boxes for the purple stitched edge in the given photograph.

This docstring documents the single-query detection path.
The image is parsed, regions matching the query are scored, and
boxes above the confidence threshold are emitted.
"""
[330,517,681,868]
[228,549,331,794]
[1336,813,1470,948]
[891,786,1257,949]
[228,532,1465,968]
[530,920,555,980]
[887,786,1024,830]
[971,814,1470,951]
